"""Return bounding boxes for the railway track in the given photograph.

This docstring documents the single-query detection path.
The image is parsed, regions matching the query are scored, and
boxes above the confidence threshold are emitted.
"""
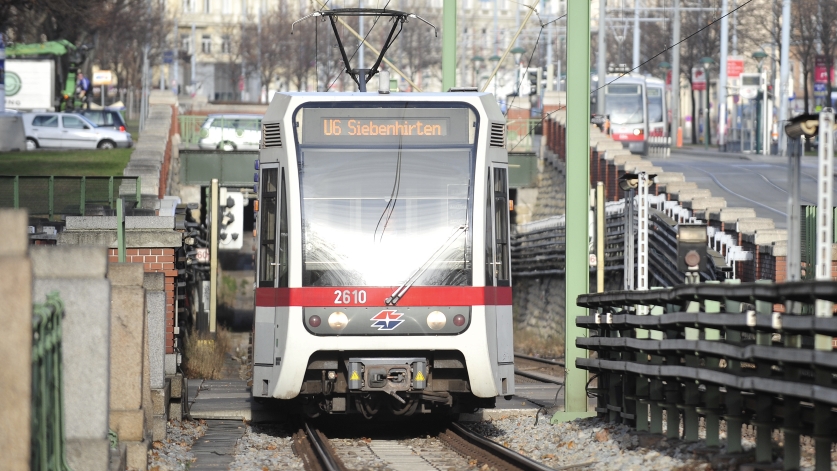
[514,353,565,386]
[291,418,565,471]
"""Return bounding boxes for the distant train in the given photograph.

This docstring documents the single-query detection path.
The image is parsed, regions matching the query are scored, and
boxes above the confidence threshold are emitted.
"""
[593,73,669,155]
[251,90,514,417]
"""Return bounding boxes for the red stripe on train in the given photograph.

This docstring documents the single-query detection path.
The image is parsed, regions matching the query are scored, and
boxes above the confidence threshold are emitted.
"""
[255,286,512,307]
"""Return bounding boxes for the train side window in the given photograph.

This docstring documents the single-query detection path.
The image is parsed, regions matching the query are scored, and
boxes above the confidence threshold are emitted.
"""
[484,172,494,286]
[494,168,510,286]
[277,169,288,288]
[258,168,278,287]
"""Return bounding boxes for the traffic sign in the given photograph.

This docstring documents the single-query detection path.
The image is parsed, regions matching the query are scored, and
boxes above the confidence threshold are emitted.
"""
[692,68,706,91]
[92,70,113,86]
[163,50,174,64]
[814,82,827,98]
[727,56,744,78]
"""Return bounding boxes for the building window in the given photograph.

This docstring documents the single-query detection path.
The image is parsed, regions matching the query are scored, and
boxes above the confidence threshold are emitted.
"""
[241,0,247,16]
[181,34,192,53]
[222,0,231,14]
[221,35,231,53]
[201,35,212,54]
[204,0,210,13]
[182,0,194,12]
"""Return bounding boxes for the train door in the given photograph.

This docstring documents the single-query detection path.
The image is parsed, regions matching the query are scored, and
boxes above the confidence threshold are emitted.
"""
[254,166,289,396]
[486,165,514,395]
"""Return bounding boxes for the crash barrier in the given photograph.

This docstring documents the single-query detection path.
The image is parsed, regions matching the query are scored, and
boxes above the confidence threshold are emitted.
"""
[576,280,837,469]
[648,136,671,156]
[0,175,141,220]
[31,292,71,471]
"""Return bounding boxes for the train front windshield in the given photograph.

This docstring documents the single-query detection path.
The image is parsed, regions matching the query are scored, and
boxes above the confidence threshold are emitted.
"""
[295,105,476,287]
[605,84,644,124]
[647,87,664,124]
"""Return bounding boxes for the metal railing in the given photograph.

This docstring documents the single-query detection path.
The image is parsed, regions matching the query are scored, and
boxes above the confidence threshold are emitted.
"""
[179,115,207,145]
[575,280,837,470]
[0,176,141,220]
[506,119,541,152]
[31,292,71,471]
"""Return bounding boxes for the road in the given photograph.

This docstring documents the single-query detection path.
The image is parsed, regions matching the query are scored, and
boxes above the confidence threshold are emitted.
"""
[649,147,836,230]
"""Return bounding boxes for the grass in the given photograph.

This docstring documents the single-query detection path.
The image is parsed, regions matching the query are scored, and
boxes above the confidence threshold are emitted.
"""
[183,327,232,380]
[0,148,131,176]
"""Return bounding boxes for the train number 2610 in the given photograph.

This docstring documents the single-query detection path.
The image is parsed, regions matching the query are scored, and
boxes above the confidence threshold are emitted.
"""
[334,289,367,304]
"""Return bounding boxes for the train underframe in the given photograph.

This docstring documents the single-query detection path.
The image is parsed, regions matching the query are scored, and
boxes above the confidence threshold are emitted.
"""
[261,350,495,418]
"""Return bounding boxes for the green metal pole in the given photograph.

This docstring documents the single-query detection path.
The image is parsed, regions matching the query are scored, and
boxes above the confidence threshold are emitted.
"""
[80,176,86,216]
[136,176,142,206]
[48,176,54,220]
[13,176,19,209]
[553,0,594,422]
[108,176,114,208]
[442,0,457,91]
[117,198,126,263]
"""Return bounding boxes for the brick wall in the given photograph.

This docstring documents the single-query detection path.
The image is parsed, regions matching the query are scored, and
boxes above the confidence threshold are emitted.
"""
[108,248,177,354]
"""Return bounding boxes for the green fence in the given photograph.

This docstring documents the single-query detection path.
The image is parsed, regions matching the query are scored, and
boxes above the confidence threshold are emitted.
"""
[802,205,837,279]
[31,292,71,471]
[0,176,141,220]
[179,115,207,145]
[506,119,542,153]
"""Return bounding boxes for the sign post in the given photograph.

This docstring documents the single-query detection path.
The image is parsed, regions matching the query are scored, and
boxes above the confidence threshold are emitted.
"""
[0,34,5,113]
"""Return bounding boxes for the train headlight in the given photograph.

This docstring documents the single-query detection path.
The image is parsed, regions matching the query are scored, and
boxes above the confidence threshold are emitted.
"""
[328,311,349,330]
[426,311,446,330]
[633,128,643,136]
[453,314,466,327]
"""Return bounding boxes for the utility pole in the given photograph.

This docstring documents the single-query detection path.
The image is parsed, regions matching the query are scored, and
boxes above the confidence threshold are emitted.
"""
[670,0,681,146]
[257,6,263,102]
[173,19,179,96]
[442,0,456,91]
[0,34,5,114]
[632,0,641,70]
[358,0,365,71]
[779,0,791,156]
[191,23,196,96]
[719,0,729,149]
[597,0,607,116]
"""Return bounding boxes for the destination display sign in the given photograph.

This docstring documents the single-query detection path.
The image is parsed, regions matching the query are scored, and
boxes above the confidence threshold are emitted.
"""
[299,106,473,145]
[321,118,448,137]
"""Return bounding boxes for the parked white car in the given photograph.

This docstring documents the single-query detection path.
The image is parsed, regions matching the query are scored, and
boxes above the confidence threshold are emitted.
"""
[22,112,133,150]
[197,114,262,151]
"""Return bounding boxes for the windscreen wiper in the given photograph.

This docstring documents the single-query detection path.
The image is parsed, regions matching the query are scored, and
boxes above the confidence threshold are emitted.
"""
[385,224,468,306]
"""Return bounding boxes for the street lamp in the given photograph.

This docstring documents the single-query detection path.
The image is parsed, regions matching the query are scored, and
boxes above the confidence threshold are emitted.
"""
[700,57,715,151]
[752,50,768,153]
[472,55,485,89]
[511,47,526,96]
[489,55,501,99]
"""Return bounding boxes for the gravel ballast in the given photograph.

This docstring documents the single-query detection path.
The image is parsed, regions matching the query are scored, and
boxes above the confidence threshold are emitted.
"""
[148,419,207,470]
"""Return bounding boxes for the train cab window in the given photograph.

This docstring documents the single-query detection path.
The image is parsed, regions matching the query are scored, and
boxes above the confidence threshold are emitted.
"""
[484,173,494,286]
[277,170,288,287]
[493,168,510,285]
[258,168,278,287]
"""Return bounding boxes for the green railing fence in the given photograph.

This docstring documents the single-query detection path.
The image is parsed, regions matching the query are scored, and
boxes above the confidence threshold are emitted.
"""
[179,115,206,145]
[576,280,837,470]
[179,115,261,146]
[31,292,71,471]
[0,176,140,220]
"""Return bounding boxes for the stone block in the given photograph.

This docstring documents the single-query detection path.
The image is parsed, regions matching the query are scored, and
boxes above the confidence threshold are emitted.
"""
[0,212,31,471]
[65,216,175,231]
[143,272,165,291]
[30,245,108,279]
[109,262,145,287]
[66,438,110,471]
[165,353,179,375]
[769,240,788,257]
[108,281,146,410]
[672,188,712,202]
[743,229,787,245]
[130,149,164,161]
[602,148,632,160]
[0,209,29,257]
[58,230,183,248]
[147,290,166,389]
[151,386,170,416]
[612,154,642,166]
[595,140,624,151]
[654,172,685,184]
[623,160,655,172]
[683,197,727,211]
[34,278,110,444]
[125,439,151,471]
[169,399,184,421]
[709,207,757,222]
[110,409,146,442]
[661,181,698,193]
[152,415,167,441]
[736,217,775,234]
[168,373,185,398]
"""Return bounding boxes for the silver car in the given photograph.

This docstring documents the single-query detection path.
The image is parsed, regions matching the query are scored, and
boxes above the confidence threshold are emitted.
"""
[197,114,262,151]
[22,112,133,150]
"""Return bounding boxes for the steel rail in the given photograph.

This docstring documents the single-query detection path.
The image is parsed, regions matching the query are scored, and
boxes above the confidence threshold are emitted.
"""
[514,353,565,367]
[449,422,567,471]
[302,421,343,471]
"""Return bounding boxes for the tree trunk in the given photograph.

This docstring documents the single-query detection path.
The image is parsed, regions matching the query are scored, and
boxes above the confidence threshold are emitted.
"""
[803,70,810,114]
[691,88,697,144]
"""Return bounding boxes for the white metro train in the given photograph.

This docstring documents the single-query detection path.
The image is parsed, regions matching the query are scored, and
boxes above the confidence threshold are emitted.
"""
[252,90,514,417]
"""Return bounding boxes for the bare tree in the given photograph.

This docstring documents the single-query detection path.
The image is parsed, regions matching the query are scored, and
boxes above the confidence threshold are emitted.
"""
[820,0,837,101]
[792,0,819,113]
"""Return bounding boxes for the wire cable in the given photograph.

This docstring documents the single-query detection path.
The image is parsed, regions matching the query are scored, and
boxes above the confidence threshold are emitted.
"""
[326,0,392,91]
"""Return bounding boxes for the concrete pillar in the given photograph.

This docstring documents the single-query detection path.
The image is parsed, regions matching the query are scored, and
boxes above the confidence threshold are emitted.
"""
[31,245,111,470]
[144,273,169,441]
[0,210,32,471]
[108,263,150,470]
